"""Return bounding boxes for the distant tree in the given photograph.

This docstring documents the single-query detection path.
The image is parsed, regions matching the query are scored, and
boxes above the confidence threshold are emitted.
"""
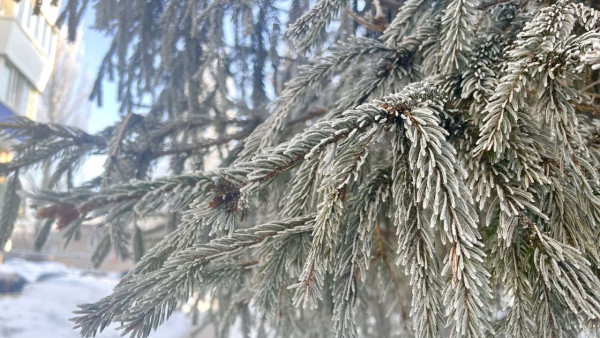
[26,29,91,251]
[37,29,91,190]
[1,0,600,337]
[39,30,90,129]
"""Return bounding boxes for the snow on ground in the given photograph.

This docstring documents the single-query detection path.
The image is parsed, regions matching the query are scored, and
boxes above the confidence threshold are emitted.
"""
[0,259,192,338]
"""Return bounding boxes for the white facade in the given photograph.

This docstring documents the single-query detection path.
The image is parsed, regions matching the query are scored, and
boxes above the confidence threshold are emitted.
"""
[0,0,58,118]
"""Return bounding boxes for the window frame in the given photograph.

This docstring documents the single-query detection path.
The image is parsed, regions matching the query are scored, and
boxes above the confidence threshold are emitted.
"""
[0,59,34,116]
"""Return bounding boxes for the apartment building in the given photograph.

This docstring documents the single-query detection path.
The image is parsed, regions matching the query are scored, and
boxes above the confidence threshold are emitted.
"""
[0,0,59,165]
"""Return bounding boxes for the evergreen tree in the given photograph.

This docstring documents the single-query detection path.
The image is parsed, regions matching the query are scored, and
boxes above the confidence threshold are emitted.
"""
[2,0,600,337]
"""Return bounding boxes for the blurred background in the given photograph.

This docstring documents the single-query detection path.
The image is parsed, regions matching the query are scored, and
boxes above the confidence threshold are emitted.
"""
[0,0,209,336]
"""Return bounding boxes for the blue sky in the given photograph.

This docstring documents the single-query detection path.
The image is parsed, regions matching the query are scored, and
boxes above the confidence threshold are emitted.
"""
[79,8,119,134]
[75,8,120,179]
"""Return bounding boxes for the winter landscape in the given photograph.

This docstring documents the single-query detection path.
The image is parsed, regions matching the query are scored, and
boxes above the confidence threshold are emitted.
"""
[2,0,600,337]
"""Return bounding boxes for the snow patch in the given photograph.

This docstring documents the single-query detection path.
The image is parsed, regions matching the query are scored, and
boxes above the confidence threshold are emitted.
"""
[0,258,72,282]
[0,259,192,338]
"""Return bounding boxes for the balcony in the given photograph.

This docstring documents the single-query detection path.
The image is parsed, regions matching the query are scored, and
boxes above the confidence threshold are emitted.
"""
[0,0,58,93]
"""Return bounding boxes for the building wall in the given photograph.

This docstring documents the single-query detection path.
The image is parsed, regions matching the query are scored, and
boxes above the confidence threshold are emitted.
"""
[0,0,60,260]
[0,0,59,188]
[0,57,39,119]
[0,0,58,117]
[6,227,135,272]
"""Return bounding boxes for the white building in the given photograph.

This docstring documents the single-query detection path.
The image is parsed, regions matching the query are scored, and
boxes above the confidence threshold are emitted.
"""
[0,0,59,167]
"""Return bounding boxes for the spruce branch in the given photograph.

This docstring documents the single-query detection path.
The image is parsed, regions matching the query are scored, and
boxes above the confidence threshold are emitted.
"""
[392,140,442,338]
[286,0,348,52]
[151,130,253,158]
[34,171,245,265]
[253,220,312,318]
[279,156,321,218]
[375,220,410,333]
[575,3,600,31]
[0,171,21,249]
[343,8,386,32]
[132,224,144,262]
[239,36,393,161]
[533,230,600,328]
[0,116,105,147]
[34,219,55,252]
[475,0,577,156]
[240,99,387,194]
[389,88,493,336]
[72,216,315,338]
[439,0,479,73]
[381,0,431,48]
[332,167,391,338]
[91,234,111,268]
[102,112,143,187]
[292,129,376,309]
[492,229,535,338]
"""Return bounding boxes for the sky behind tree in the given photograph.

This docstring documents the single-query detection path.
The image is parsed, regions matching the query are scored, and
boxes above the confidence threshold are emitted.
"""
[76,8,119,179]
[79,8,118,134]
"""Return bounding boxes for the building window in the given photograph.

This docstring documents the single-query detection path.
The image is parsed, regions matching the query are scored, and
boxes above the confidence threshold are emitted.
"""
[16,0,25,21]
[25,1,33,29]
[15,1,56,57]
[0,60,34,116]
[47,30,54,55]
[25,90,38,120]
[30,13,38,34]
[34,14,42,39]
[43,22,55,55]
[42,22,48,50]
